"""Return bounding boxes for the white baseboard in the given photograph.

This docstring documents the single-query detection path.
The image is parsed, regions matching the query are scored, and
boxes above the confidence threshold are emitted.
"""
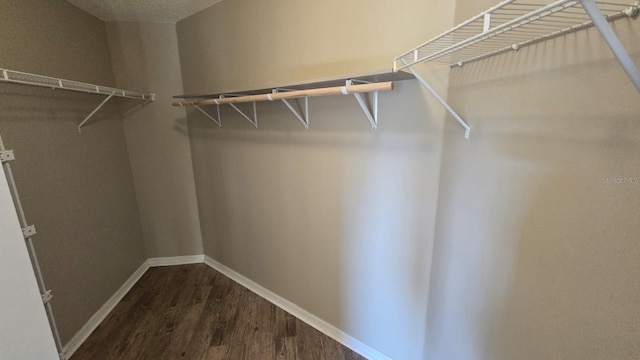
[63,254,391,360]
[62,260,150,359]
[203,255,393,360]
[147,255,204,267]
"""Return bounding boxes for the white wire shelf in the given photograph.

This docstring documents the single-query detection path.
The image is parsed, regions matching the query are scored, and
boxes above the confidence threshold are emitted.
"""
[394,0,640,70]
[393,0,640,140]
[1,68,154,101]
[1,67,155,132]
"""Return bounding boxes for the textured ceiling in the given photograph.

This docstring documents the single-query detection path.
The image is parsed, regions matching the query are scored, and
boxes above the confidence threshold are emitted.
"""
[66,0,223,23]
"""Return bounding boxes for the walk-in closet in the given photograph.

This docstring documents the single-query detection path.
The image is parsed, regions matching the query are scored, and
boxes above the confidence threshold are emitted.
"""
[1,1,639,359]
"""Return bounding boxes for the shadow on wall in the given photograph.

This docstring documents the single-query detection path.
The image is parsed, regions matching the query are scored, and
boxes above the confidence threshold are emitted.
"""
[183,79,448,359]
[0,83,150,128]
[338,143,438,358]
[422,19,640,360]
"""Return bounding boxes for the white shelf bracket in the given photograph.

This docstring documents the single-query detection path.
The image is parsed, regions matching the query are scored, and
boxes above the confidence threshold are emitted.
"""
[272,89,309,129]
[402,60,471,139]
[0,149,15,163]
[22,225,37,239]
[41,289,53,305]
[483,13,492,32]
[77,91,116,132]
[221,95,258,128]
[579,0,640,93]
[346,80,379,130]
[194,105,222,127]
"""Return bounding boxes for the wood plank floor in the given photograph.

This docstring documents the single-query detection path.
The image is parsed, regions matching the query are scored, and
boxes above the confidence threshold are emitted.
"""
[71,264,366,360]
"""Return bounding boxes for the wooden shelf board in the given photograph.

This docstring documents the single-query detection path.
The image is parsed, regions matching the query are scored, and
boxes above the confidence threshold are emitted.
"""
[173,70,414,99]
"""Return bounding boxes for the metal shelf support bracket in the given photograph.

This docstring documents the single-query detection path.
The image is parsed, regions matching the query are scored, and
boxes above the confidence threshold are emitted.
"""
[0,149,15,163]
[273,89,309,129]
[77,91,116,133]
[402,60,471,139]
[579,0,640,93]
[194,105,222,127]
[346,80,379,129]
[221,95,258,128]
[22,225,37,239]
[41,289,53,304]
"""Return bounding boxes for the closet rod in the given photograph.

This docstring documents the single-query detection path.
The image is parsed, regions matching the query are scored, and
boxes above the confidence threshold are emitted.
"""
[172,81,393,107]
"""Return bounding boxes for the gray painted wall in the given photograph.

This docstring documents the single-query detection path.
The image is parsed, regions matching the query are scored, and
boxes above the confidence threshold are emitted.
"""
[106,22,203,257]
[177,0,454,358]
[425,1,640,359]
[0,0,147,344]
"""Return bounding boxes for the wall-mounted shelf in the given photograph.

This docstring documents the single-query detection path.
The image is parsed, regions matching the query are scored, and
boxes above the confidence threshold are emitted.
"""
[173,71,414,129]
[394,0,640,139]
[1,68,155,132]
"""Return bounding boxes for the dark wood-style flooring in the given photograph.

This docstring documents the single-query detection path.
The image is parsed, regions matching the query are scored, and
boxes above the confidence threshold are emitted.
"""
[71,264,366,360]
